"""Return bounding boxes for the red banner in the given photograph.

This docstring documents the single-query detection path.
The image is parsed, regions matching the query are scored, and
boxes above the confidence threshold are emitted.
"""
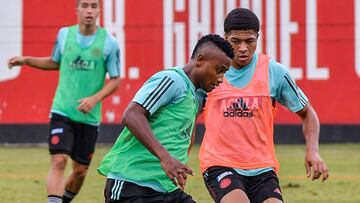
[0,0,359,124]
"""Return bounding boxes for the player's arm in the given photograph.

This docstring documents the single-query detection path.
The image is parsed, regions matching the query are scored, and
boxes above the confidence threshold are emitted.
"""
[273,62,329,182]
[77,35,121,113]
[296,104,329,182]
[8,28,65,71]
[122,102,192,190]
[8,56,59,70]
[77,76,120,113]
[128,72,193,189]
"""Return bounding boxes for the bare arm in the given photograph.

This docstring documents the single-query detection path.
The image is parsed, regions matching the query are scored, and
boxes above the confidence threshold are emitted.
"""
[122,102,193,189]
[77,77,121,113]
[297,103,329,182]
[8,56,59,70]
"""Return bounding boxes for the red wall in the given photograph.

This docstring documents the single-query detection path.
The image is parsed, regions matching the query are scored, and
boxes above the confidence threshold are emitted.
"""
[0,0,359,124]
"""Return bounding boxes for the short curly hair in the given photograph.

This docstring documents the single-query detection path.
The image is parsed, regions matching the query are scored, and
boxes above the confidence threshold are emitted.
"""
[224,8,260,33]
[191,34,234,59]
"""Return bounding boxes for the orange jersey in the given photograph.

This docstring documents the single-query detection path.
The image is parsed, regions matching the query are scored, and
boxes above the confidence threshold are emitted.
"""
[199,53,279,173]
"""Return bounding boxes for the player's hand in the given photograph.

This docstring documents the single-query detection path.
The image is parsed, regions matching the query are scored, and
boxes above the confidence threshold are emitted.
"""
[159,154,193,190]
[305,149,329,182]
[77,95,100,113]
[8,56,25,69]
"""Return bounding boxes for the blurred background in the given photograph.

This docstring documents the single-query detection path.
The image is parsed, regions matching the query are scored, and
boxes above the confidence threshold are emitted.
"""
[1,0,359,144]
[0,0,359,202]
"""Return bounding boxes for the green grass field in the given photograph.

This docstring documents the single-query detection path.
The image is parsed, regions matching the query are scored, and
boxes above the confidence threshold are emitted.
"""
[0,144,359,203]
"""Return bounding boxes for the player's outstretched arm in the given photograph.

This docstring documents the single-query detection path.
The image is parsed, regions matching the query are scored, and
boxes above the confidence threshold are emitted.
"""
[8,56,59,70]
[297,104,329,182]
[122,102,193,190]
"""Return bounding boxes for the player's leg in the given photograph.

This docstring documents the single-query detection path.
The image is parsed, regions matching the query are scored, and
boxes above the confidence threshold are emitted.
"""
[220,189,250,203]
[247,171,283,203]
[203,166,250,203]
[47,154,69,202]
[63,122,98,202]
[47,113,75,203]
[63,160,89,202]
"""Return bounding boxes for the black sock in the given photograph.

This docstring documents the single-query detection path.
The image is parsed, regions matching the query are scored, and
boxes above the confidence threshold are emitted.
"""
[63,189,77,203]
[48,195,62,203]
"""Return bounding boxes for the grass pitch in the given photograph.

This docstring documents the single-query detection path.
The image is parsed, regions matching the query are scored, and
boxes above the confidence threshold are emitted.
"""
[0,144,359,203]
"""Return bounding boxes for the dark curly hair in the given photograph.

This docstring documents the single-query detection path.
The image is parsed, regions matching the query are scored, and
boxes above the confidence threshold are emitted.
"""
[191,34,234,59]
[224,8,260,33]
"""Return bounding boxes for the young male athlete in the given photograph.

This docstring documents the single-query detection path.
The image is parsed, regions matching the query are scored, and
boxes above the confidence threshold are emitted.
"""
[199,8,329,203]
[8,0,120,202]
[98,34,234,203]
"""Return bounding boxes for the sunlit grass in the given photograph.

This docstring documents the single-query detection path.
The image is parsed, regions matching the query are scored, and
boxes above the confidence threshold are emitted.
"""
[0,144,359,203]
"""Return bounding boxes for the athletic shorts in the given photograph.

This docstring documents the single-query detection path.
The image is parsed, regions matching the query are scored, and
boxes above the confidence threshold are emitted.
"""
[203,166,283,203]
[48,113,99,165]
[104,178,196,203]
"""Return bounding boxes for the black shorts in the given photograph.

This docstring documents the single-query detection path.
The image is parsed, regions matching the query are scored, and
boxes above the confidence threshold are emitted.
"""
[48,113,99,165]
[104,178,196,203]
[203,166,283,203]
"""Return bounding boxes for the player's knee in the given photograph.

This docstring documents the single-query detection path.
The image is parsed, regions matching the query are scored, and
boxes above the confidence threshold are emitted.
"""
[72,166,89,179]
[51,154,68,170]
[221,189,250,203]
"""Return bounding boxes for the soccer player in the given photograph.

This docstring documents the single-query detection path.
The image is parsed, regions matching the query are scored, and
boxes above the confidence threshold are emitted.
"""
[199,8,329,203]
[8,0,120,202]
[98,34,234,203]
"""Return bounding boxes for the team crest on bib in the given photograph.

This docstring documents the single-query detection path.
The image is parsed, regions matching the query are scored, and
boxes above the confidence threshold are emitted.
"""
[219,178,232,189]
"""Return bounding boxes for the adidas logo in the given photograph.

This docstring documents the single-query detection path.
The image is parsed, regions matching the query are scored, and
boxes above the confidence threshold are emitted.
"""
[223,110,253,117]
[223,97,254,118]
